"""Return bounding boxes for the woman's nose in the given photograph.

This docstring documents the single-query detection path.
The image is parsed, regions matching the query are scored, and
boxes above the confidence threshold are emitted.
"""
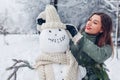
[87,21,91,26]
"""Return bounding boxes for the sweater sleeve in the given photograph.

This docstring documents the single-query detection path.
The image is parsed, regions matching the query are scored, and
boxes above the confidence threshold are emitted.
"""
[82,37,112,63]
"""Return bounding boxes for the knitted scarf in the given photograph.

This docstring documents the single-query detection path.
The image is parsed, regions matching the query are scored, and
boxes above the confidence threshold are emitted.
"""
[35,50,78,80]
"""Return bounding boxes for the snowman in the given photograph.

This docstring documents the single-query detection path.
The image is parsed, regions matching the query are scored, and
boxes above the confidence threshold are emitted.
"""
[35,5,86,80]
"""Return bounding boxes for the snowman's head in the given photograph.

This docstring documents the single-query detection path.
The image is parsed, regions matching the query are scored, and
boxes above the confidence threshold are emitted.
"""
[36,5,70,53]
[39,28,69,53]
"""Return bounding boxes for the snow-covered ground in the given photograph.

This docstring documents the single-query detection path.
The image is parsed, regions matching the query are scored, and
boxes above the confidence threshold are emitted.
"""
[105,47,120,80]
[0,35,120,80]
[0,35,40,80]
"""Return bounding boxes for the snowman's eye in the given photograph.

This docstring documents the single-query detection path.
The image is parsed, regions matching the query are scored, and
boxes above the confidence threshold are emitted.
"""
[49,30,51,33]
[59,29,61,31]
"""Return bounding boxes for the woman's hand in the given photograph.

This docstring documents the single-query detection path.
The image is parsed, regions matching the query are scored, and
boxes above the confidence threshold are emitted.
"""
[66,25,78,37]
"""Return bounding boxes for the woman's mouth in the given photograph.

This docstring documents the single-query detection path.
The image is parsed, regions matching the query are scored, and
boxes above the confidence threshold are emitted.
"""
[86,26,92,30]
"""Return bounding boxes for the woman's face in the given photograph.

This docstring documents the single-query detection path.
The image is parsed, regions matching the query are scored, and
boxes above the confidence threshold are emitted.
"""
[85,14,103,35]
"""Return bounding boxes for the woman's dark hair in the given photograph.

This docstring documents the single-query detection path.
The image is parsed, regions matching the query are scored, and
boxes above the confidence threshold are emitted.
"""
[84,12,114,50]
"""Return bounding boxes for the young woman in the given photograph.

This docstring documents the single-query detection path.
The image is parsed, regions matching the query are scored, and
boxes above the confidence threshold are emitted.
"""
[66,12,113,80]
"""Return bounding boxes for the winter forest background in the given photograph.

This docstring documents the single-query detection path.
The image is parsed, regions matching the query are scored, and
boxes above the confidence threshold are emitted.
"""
[0,0,120,80]
[0,0,120,34]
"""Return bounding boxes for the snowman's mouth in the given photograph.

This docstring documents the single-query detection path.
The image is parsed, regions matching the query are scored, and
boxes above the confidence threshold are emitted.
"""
[48,35,65,43]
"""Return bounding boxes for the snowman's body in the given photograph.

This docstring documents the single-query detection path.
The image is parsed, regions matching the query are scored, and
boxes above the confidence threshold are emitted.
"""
[38,28,70,80]
[35,5,86,80]
[37,28,85,80]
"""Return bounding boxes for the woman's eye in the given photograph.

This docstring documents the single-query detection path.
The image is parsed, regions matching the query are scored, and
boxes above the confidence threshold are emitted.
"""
[49,30,51,33]
[94,22,97,24]
[59,29,61,31]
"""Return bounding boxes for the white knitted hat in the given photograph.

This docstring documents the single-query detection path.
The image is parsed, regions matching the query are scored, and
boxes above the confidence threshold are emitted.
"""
[37,5,66,31]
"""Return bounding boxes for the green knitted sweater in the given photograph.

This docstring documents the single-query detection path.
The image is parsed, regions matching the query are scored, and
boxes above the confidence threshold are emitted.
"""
[70,32,112,80]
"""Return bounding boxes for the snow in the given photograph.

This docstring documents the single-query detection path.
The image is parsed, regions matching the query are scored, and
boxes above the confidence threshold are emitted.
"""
[0,35,120,80]
[0,35,40,80]
[105,48,120,80]
[0,0,119,79]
